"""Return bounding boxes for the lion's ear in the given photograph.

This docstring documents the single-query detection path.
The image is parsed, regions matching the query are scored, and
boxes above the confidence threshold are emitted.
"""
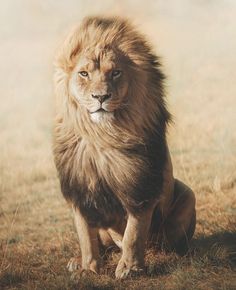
[55,26,81,72]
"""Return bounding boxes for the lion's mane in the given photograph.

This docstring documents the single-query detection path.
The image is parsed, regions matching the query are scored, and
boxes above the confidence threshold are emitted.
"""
[53,17,171,227]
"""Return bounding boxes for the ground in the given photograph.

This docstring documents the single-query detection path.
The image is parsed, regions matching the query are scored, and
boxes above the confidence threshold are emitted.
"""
[0,1,236,289]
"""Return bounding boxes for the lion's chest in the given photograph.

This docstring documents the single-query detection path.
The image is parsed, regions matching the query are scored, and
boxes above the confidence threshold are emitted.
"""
[57,133,165,227]
[64,139,145,226]
[74,139,143,194]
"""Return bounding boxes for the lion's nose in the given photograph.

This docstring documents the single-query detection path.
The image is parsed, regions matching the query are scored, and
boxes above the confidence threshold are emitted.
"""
[92,94,111,103]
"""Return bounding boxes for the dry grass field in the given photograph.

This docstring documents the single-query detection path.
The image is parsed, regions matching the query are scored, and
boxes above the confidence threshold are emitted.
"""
[0,1,236,289]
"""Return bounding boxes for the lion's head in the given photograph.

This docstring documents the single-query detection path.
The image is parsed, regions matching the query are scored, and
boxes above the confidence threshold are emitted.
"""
[69,45,130,123]
[54,16,170,138]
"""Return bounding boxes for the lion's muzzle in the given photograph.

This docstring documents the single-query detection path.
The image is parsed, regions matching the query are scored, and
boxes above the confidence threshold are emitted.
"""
[91,93,112,104]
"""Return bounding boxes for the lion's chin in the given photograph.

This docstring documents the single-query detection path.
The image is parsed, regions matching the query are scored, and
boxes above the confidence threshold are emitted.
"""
[90,110,114,124]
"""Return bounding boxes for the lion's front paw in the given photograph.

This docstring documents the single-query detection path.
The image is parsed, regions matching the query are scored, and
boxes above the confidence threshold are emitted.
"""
[115,258,144,279]
[67,257,99,275]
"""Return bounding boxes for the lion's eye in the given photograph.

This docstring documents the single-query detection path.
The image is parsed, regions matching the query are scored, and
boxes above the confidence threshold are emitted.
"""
[79,71,89,77]
[112,70,122,79]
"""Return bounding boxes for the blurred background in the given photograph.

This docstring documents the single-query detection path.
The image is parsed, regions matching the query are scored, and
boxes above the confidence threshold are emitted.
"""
[1,0,235,178]
[0,1,235,289]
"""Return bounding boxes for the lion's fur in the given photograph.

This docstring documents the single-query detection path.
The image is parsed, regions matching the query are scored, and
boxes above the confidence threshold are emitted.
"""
[53,16,196,276]
[54,17,170,144]
[53,16,172,227]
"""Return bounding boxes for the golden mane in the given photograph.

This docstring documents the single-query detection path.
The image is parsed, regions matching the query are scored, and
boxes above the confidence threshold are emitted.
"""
[54,16,171,149]
[53,16,171,213]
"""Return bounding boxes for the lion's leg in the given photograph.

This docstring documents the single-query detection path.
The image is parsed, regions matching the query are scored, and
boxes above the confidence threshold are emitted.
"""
[107,227,124,249]
[98,227,125,260]
[67,207,100,274]
[98,229,115,248]
[98,218,126,250]
[115,208,154,279]
[163,179,196,254]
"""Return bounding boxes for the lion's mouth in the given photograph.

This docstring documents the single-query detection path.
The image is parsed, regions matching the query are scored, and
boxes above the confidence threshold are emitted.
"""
[90,108,107,114]
[89,107,114,123]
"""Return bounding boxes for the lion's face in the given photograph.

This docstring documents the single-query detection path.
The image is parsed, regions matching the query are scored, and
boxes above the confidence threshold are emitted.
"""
[55,17,169,133]
[69,47,129,123]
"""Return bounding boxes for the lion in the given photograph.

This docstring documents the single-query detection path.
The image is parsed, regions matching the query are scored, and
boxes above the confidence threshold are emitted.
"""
[53,16,196,279]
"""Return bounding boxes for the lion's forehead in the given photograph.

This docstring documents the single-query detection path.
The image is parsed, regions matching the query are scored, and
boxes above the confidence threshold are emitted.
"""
[77,48,119,73]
